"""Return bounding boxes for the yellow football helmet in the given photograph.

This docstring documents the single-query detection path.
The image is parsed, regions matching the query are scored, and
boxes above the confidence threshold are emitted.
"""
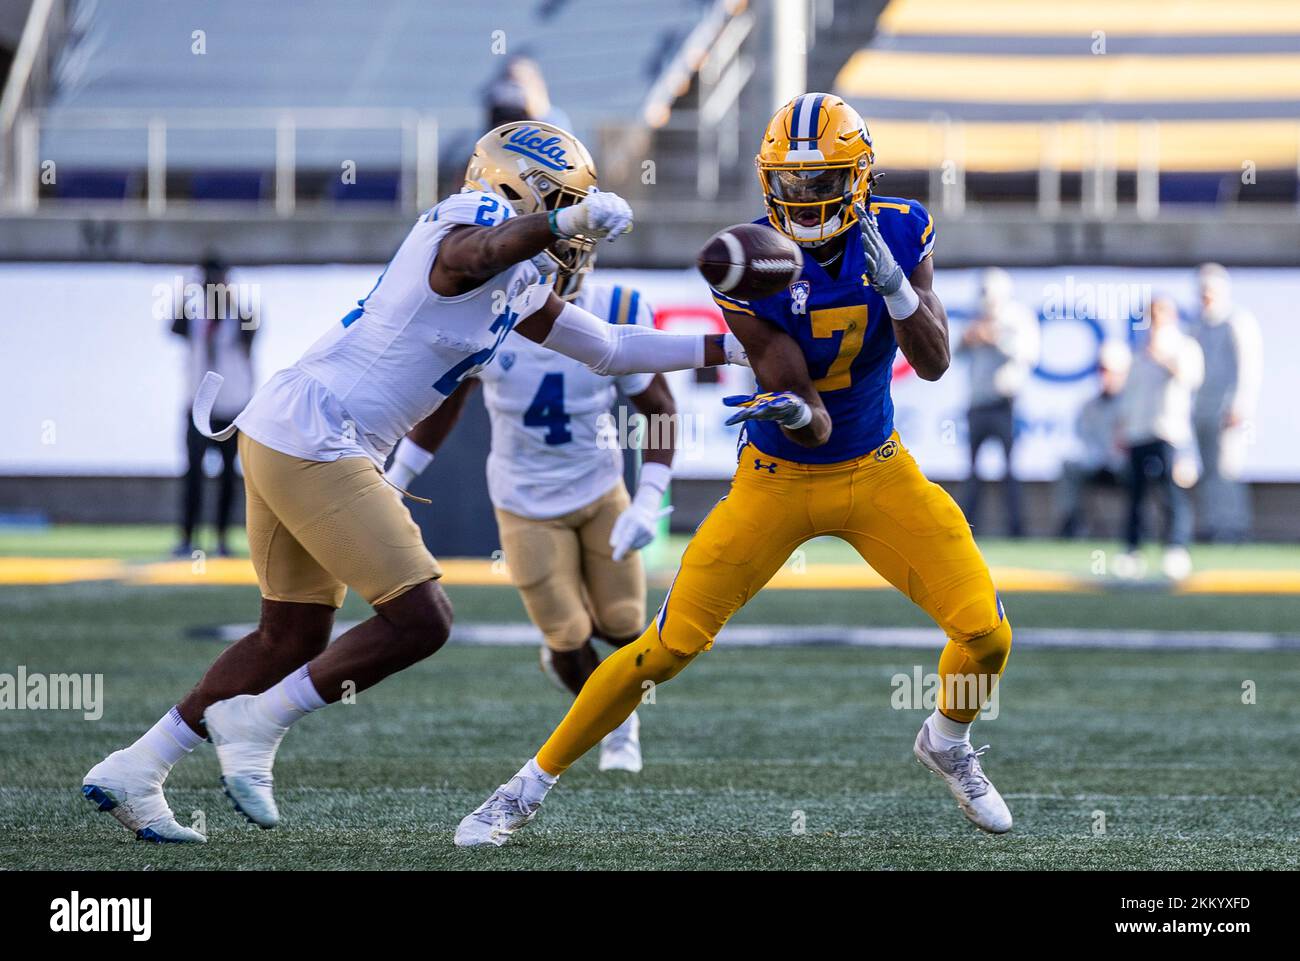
[465,121,599,299]
[755,93,875,245]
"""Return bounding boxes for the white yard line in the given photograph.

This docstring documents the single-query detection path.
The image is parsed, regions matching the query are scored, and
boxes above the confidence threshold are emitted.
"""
[207,621,1300,651]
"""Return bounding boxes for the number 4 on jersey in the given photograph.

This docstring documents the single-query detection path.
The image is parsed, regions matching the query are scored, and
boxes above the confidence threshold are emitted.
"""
[523,372,572,445]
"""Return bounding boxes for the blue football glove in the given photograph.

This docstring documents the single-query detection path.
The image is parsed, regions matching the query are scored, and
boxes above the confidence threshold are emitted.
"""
[723,391,812,429]
[854,201,904,296]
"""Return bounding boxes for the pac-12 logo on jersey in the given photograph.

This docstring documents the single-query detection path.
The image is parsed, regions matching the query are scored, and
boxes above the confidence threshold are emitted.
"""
[504,127,568,171]
[789,280,810,315]
[498,351,516,371]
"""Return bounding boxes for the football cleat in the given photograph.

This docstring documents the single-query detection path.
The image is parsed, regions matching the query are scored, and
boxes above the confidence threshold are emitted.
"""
[913,719,1013,834]
[82,749,206,843]
[454,774,550,847]
[204,695,286,829]
[599,711,643,773]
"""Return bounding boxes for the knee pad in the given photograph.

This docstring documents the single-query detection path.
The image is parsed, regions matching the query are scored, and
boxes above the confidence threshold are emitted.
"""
[592,598,645,646]
[962,611,1013,674]
[944,587,1005,645]
[653,594,722,658]
[541,613,594,653]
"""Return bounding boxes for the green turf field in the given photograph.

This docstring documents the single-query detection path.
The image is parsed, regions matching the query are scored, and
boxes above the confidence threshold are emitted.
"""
[3,523,1298,575]
[1,580,1296,870]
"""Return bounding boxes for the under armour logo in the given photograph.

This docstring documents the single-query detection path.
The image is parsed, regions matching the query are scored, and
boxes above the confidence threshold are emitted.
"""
[753,458,778,473]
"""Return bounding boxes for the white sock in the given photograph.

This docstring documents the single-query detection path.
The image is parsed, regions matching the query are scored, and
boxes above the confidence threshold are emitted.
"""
[131,706,204,775]
[928,709,972,750]
[255,664,327,729]
[523,757,558,788]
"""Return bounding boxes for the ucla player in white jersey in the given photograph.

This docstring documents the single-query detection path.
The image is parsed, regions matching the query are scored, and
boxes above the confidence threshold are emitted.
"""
[387,266,676,774]
[81,122,747,842]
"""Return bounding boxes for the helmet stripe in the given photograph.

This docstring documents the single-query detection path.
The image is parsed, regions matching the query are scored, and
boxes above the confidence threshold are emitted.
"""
[785,94,806,139]
[807,94,825,139]
[789,96,803,141]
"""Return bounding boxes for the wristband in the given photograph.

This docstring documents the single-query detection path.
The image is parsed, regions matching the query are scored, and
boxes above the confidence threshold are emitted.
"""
[636,461,673,499]
[782,401,813,430]
[884,278,920,320]
[547,209,563,237]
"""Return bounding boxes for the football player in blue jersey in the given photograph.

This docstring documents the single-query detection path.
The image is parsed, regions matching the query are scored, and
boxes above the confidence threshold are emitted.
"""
[457,95,1014,846]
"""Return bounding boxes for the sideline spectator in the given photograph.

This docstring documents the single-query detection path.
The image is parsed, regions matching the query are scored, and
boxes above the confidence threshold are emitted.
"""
[485,55,572,131]
[1056,341,1130,538]
[957,268,1040,537]
[1191,264,1262,543]
[1118,295,1203,580]
[172,259,256,557]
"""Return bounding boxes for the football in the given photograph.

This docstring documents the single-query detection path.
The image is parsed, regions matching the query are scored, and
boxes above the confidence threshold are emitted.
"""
[696,222,803,301]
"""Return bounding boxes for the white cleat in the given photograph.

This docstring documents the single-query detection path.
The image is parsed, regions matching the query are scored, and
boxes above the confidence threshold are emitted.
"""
[454,774,549,847]
[203,695,286,829]
[82,749,206,843]
[913,719,1013,834]
[599,711,642,773]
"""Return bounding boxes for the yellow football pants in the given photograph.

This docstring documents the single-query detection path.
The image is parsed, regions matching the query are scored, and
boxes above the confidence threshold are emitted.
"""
[536,434,1010,775]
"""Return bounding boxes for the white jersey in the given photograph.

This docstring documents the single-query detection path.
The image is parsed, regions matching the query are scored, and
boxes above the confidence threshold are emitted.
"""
[235,189,550,465]
[478,282,655,519]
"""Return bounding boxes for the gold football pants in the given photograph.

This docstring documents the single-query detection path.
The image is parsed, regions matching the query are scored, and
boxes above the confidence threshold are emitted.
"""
[495,482,646,651]
[240,434,440,608]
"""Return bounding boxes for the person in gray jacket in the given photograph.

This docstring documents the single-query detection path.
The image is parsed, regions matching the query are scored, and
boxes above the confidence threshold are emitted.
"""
[1191,264,1262,543]
[1056,341,1130,538]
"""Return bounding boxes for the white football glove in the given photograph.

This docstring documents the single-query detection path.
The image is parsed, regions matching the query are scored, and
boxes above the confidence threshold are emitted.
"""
[554,188,633,241]
[609,463,672,562]
[854,202,904,296]
[721,332,751,367]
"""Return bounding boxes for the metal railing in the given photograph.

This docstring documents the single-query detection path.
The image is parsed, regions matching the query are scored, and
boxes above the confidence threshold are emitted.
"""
[6,107,443,215]
[9,105,1297,222]
[3,107,750,217]
[0,0,68,208]
[1,0,763,216]
[921,114,1300,219]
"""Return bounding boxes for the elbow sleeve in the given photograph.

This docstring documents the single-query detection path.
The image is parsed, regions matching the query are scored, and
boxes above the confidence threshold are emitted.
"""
[542,301,703,375]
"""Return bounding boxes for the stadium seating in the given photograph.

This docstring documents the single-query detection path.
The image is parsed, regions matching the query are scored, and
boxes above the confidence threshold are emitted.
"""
[189,171,268,203]
[42,0,714,181]
[54,169,133,200]
[834,0,1300,201]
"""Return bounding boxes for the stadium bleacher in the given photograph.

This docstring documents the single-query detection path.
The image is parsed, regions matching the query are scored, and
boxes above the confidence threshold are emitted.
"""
[835,0,1300,204]
[39,0,715,199]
